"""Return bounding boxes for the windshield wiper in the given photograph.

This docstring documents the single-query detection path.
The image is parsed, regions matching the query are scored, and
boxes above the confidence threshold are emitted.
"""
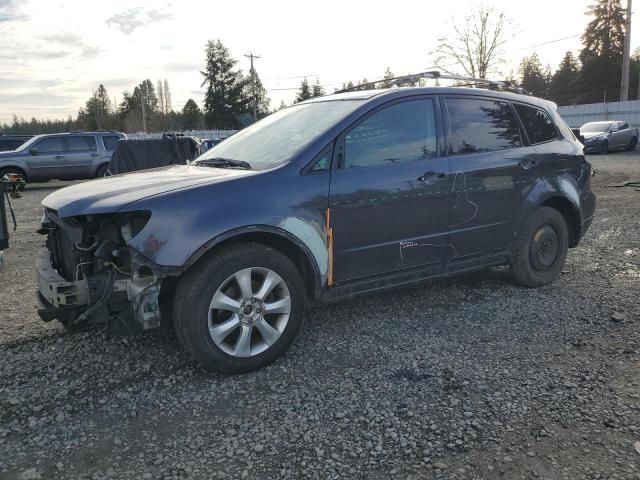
[196,157,252,170]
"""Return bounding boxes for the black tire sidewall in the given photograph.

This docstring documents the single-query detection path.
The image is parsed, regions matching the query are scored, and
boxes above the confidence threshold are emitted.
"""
[513,207,569,288]
[96,165,108,178]
[175,243,306,374]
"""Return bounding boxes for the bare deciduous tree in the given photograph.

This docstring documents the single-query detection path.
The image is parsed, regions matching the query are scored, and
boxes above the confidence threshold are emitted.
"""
[431,5,511,79]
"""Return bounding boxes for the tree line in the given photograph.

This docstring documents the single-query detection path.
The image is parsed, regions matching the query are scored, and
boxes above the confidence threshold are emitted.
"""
[0,0,632,135]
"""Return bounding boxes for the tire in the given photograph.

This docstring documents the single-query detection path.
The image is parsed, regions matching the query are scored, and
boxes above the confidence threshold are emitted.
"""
[95,164,109,178]
[625,137,637,151]
[0,167,27,190]
[173,242,306,374]
[512,207,569,288]
[600,140,609,154]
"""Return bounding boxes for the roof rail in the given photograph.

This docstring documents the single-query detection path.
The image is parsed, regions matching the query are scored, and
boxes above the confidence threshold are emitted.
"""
[334,71,529,95]
[68,129,118,134]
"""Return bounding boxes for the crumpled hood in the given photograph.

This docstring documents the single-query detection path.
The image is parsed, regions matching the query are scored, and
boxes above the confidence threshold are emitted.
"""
[581,131,608,140]
[42,164,256,218]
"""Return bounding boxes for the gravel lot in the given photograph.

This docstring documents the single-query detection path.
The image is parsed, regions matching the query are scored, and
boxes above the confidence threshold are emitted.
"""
[1,153,639,480]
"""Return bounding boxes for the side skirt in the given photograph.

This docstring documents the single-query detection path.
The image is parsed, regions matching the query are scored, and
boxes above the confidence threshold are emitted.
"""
[314,253,510,305]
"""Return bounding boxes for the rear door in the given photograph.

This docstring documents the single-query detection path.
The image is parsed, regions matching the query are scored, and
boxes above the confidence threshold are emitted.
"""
[328,96,451,283]
[26,137,66,180]
[609,121,628,148]
[443,96,539,270]
[65,135,99,178]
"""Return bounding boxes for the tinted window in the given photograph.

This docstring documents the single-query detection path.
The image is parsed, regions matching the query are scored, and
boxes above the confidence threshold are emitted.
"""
[102,135,120,151]
[447,98,521,154]
[344,99,437,169]
[67,136,97,152]
[621,122,629,130]
[514,104,558,144]
[35,137,64,153]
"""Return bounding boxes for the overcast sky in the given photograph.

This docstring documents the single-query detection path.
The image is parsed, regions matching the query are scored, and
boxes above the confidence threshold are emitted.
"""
[0,0,636,124]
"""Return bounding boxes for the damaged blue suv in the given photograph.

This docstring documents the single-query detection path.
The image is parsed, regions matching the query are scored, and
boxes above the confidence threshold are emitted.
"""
[36,77,596,373]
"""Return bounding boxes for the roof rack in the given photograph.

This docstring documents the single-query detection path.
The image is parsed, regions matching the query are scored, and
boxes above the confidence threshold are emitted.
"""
[334,71,528,95]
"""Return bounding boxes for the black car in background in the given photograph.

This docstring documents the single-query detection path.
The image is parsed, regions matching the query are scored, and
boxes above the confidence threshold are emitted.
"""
[36,84,596,374]
[0,135,32,152]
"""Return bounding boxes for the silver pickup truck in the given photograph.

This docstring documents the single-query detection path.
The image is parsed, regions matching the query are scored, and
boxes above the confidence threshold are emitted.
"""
[580,121,639,153]
[0,131,126,185]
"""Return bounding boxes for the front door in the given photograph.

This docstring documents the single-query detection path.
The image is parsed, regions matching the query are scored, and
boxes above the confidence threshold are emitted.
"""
[26,137,66,180]
[65,135,99,179]
[443,96,538,270]
[329,97,451,283]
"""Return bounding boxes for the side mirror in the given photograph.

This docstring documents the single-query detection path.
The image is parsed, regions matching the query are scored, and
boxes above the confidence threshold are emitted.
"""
[29,147,38,155]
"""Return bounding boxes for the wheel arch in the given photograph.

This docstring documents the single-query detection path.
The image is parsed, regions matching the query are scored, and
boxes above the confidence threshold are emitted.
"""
[0,164,28,182]
[185,226,324,301]
[539,196,581,247]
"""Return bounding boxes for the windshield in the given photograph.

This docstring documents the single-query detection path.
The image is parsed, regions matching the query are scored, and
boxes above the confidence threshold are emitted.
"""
[581,122,612,133]
[195,100,363,169]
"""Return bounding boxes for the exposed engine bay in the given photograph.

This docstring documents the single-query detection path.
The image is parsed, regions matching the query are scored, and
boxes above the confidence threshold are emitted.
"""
[36,209,179,332]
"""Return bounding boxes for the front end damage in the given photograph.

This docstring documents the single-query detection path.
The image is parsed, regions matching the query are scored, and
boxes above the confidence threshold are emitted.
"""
[36,209,180,331]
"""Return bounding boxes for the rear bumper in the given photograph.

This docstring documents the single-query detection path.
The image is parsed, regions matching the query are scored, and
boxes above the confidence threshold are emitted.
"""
[579,190,596,240]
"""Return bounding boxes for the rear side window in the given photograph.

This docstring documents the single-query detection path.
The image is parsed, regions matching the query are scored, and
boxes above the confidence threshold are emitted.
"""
[102,135,121,151]
[67,136,97,152]
[35,137,65,153]
[447,98,521,154]
[344,99,437,169]
[514,104,557,144]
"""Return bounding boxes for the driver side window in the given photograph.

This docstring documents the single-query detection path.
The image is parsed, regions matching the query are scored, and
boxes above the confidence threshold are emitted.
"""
[343,99,437,169]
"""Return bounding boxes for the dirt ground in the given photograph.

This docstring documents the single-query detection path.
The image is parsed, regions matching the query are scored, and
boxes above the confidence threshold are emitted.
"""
[0,152,639,480]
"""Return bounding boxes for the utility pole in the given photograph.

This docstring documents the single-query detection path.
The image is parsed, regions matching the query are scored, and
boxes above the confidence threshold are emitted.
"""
[245,52,261,121]
[139,89,147,133]
[620,0,632,101]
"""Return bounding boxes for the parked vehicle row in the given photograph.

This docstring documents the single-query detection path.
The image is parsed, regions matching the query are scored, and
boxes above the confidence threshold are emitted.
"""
[36,84,595,374]
[0,135,33,152]
[0,131,126,183]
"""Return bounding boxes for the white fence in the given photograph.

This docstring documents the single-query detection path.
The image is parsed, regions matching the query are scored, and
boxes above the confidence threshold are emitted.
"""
[558,100,640,128]
[126,129,237,140]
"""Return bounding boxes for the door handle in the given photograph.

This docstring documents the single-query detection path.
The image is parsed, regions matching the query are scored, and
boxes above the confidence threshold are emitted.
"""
[518,159,538,169]
[418,171,446,182]
[90,153,99,157]
[54,155,64,159]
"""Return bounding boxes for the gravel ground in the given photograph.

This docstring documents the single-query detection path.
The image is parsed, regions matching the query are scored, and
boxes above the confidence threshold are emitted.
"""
[1,152,639,480]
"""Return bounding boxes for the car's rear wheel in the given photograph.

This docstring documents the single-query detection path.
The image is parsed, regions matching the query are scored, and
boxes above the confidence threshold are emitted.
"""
[512,207,569,288]
[0,167,27,190]
[96,164,109,178]
[173,242,306,374]
[625,136,637,151]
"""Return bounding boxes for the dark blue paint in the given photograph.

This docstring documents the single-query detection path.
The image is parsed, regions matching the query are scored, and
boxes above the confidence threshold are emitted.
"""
[41,86,596,302]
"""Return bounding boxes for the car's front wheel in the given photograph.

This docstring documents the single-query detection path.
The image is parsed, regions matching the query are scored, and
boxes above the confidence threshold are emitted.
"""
[0,167,27,190]
[625,136,637,151]
[512,207,569,288]
[600,140,609,154]
[173,242,306,374]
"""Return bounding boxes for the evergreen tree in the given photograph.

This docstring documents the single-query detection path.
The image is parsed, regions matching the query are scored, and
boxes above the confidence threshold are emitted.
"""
[519,52,548,97]
[243,68,271,118]
[579,0,625,102]
[201,39,248,128]
[81,84,112,129]
[278,100,287,110]
[550,51,581,105]
[294,78,312,103]
[133,79,159,114]
[181,99,203,130]
[380,67,394,88]
[311,78,325,97]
